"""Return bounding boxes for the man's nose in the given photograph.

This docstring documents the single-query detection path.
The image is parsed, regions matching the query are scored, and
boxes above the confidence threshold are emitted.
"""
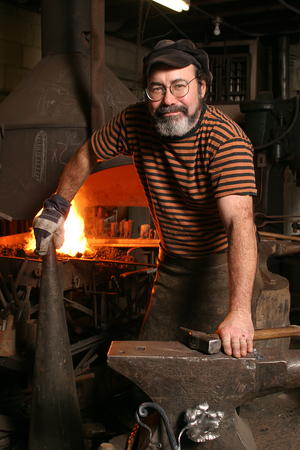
[162,87,176,104]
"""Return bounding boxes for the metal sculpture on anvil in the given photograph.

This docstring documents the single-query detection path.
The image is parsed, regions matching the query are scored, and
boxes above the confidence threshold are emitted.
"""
[107,341,300,449]
[135,401,224,448]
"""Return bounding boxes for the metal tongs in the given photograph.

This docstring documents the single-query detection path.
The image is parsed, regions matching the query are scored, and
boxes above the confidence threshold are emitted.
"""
[254,212,300,229]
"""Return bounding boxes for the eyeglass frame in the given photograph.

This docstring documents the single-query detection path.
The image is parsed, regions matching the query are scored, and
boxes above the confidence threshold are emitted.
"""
[145,76,197,101]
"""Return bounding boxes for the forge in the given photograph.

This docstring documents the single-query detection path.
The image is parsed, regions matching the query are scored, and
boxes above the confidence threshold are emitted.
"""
[0,227,159,350]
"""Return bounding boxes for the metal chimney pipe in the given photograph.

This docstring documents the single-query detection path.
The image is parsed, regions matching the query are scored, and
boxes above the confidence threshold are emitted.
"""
[90,0,106,132]
[29,240,84,450]
[41,0,90,55]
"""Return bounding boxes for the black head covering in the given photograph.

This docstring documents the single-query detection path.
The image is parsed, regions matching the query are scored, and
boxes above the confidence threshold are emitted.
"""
[143,39,213,83]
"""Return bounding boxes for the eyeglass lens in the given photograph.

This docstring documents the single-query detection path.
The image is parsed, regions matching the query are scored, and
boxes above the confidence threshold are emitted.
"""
[146,78,194,101]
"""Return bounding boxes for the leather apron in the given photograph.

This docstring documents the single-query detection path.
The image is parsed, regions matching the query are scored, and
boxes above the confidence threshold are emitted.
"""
[139,246,263,341]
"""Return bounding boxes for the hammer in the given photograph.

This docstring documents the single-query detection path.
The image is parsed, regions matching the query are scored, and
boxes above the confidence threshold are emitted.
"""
[179,325,300,355]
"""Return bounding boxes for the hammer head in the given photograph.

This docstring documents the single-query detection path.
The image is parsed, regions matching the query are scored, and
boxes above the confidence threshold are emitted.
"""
[179,327,221,354]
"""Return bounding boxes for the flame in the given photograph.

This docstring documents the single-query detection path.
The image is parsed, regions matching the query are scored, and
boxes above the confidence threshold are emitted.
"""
[58,202,89,256]
[25,199,91,257]
[24,229,36,253]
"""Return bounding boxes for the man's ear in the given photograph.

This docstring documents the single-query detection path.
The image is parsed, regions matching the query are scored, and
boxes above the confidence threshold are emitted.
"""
[200,80,207,98]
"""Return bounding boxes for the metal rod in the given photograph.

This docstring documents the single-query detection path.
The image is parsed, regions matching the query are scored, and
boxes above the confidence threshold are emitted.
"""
[0,288,7,309]
[278,36,290,100]
[72,257,157,267]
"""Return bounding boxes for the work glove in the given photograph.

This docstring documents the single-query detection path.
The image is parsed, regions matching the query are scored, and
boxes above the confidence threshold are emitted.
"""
[33,194,71,256]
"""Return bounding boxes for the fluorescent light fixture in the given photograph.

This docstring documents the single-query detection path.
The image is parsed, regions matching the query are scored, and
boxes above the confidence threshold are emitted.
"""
[152,0,190,13]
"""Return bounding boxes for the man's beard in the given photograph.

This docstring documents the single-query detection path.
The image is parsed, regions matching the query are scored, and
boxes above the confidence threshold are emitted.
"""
[153,96,203,137]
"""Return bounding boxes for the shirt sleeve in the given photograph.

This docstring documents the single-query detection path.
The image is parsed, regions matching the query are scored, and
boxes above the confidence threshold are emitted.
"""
[209,137,257,198]
[91,108,133,160]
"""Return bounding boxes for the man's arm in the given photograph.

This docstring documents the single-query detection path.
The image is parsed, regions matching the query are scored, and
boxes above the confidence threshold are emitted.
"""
[33,138,100,255]
[57,138,100,201]
[216,194,257,359]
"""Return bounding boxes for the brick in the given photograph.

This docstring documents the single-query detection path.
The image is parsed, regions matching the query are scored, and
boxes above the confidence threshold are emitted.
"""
[105,36,149,77]
[32,23,41,49]
[0,40,22,66]
[23,45,41,70]
[0,15,32,45]
[16,8,41,26]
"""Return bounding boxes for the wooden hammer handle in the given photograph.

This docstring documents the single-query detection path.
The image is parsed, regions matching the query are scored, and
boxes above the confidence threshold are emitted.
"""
[253,325,300,340]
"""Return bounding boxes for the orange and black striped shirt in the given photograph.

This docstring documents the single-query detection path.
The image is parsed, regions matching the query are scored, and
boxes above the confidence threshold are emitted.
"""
[91,102,257,258]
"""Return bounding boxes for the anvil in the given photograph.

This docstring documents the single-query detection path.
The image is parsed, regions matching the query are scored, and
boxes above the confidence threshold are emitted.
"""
[107,341,300,449]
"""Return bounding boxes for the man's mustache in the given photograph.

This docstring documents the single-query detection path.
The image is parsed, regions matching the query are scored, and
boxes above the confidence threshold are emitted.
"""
[155,105,189,118]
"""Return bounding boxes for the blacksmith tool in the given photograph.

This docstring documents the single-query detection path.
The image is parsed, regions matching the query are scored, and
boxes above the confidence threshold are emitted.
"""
[29,240,84,450]
[107,341,300,449]
[179,325,300,355]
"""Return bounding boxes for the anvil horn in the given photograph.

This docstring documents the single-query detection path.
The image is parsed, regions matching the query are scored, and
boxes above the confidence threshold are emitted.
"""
[29,240,84,450]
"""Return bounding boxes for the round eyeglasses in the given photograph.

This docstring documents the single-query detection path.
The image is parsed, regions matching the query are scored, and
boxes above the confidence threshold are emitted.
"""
[145,76,197,101]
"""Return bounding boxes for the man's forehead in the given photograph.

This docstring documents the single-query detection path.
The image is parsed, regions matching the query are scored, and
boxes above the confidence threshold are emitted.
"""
[147,63,195,82]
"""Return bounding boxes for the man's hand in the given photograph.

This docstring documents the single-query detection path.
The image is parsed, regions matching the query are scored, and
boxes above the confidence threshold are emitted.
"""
[33,194,71,256]
[216,310,254,358]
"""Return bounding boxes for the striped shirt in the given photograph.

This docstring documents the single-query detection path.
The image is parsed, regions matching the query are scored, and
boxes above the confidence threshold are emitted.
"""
[91,102,256,258]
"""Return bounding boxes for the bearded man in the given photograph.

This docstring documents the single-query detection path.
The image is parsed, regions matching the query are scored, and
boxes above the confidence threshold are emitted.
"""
[33,39,263,359]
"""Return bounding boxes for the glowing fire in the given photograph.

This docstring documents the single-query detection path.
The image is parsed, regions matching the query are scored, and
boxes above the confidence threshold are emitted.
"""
[58,202,89,256]
[25,200,91,257]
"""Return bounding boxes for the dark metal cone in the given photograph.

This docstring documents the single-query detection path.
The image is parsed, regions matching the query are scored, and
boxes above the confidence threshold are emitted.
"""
[29,240,84,450]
